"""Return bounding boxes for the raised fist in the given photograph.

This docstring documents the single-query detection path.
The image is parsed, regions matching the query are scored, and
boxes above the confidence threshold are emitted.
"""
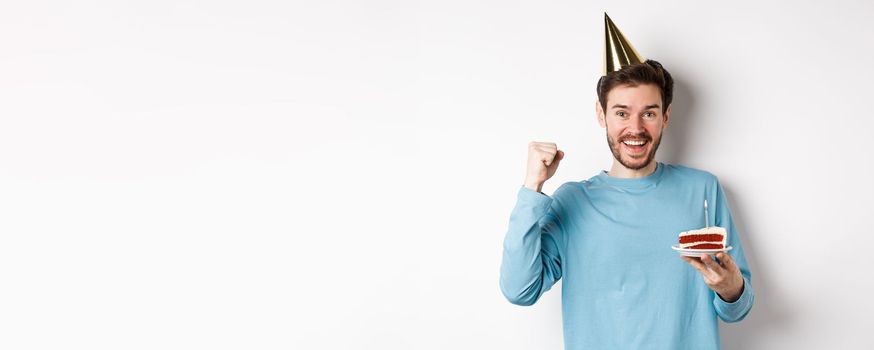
[524,141,564,192]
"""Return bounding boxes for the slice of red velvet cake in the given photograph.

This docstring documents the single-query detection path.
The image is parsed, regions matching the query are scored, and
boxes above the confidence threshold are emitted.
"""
[678,227,727,249]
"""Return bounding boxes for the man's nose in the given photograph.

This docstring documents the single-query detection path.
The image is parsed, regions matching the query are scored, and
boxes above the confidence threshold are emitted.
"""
[628,115,645,132]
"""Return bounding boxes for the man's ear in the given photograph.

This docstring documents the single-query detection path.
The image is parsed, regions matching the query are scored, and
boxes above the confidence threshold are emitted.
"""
[663,103,671,129]
[596,100,606,128]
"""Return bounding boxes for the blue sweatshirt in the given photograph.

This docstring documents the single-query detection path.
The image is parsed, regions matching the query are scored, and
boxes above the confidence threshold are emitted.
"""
[499,163,754,349]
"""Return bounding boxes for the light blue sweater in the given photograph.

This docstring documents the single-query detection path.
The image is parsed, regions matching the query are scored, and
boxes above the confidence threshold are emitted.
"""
[500,163,754,349]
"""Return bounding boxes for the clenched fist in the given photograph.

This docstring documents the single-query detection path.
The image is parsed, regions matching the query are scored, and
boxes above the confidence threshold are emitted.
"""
[524,141,564,193]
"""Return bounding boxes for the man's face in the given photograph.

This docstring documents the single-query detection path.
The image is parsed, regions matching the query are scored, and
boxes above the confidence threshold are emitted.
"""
[596,83,671,170]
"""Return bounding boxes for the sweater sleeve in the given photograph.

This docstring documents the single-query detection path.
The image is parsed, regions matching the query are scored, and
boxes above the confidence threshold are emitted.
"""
[499,185,565,306]
[711,180,755,322]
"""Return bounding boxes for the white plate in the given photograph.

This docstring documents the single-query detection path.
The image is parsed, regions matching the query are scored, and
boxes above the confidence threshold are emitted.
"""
[671,245,733,257]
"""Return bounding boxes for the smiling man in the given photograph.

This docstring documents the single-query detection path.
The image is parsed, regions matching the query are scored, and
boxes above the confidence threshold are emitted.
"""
[499,14,754,349]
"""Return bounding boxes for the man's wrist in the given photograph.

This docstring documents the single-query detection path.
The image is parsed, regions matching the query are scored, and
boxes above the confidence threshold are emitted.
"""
[717,278,744,303]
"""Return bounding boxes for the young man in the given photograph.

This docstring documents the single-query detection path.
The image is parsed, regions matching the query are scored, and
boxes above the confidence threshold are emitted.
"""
[499,15,754,349]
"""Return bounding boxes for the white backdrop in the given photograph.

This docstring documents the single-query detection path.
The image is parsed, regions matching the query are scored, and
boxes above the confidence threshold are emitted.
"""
[1,1,872,349]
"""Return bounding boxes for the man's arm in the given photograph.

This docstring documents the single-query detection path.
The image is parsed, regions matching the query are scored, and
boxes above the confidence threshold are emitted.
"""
[682,179,755,321]
[499,185,564,306]
[710,181,755,322]
[500,141,565,306]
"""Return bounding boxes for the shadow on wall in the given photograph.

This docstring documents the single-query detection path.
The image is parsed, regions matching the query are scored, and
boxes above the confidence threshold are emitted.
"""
[659,76,792,349]
[719,184,795,350]
[658,76,697,165]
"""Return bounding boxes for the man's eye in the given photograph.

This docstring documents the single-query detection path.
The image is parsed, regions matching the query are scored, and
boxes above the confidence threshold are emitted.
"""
[644,112,655,118]
[617,111,627,117]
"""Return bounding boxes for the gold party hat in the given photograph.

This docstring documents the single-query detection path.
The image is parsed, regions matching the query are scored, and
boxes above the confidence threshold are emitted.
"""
[603,13,645,76]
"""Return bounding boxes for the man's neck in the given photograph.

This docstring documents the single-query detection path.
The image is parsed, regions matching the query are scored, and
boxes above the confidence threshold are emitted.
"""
[607,160,658,179]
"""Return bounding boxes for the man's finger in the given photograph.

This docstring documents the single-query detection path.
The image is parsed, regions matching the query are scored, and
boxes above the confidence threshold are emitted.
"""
[542,151,557,166]
[716,252,737,271]
[681,256,708,274]
[536,144,557,152]
[701,254,725,274]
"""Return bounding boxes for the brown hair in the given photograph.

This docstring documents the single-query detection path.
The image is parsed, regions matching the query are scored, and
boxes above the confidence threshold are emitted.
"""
[597,59,673,113]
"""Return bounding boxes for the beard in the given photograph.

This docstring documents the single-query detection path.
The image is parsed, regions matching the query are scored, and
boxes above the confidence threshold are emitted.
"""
[606,128,662,170]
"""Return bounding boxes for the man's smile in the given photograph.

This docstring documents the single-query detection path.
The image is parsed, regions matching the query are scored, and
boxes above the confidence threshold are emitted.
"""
[620,138,650,156]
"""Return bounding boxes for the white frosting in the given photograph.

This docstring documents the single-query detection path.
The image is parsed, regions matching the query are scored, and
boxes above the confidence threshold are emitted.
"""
[679,241,724,249]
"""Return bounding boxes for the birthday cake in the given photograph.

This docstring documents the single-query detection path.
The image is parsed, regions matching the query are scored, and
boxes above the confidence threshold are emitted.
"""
[678,226,727,249]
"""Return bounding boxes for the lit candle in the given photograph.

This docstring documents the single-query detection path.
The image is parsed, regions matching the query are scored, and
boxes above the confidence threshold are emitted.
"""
[704,199,709,228]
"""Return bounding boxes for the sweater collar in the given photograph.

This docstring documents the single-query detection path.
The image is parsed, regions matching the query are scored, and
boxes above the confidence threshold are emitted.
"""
[594,162,665,190]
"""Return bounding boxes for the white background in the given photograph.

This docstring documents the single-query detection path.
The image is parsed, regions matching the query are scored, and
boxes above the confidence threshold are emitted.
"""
[1,1,872,349]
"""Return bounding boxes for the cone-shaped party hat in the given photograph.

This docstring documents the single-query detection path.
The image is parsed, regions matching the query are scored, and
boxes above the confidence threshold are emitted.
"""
[603,13,645,76]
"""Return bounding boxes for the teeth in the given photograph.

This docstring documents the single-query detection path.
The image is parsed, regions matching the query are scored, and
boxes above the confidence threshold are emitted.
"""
[623,140,646,146]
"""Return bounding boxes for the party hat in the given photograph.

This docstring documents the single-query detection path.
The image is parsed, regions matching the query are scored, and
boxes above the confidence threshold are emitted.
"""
[603,13,645,76]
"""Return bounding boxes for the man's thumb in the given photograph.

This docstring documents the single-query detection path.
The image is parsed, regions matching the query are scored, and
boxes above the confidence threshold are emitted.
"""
[555,150,565,162]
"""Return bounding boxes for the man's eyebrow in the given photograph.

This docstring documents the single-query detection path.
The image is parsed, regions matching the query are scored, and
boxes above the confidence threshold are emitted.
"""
[610,104,661,110]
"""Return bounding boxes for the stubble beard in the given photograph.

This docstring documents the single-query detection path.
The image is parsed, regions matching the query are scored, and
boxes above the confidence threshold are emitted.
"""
[606,128,662,171]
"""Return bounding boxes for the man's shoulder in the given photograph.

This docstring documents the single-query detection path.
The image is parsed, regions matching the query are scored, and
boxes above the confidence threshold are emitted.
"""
[661,163,720,184]
[550,176,606,202]
[553,181,581,194]
[549,180,589,199]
